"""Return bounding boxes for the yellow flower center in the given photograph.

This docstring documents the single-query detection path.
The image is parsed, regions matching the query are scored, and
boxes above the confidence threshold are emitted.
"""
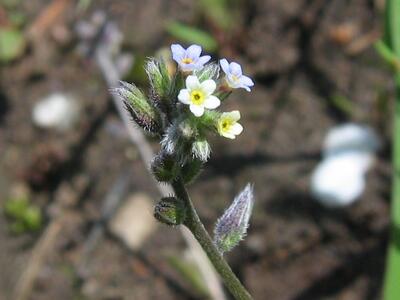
[231,75,239,82]
[182,57,193,64]
[219,117,234,133]
[190,90,205,105]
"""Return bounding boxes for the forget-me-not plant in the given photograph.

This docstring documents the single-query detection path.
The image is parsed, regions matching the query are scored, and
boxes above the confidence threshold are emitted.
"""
[113,43,255,300]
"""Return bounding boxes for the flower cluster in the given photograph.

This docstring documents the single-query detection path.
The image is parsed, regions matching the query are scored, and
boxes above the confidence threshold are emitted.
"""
[171,44,253,138]
[115,43,254,183]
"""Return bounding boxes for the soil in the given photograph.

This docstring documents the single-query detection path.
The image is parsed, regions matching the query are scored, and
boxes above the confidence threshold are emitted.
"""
[0,0,395,299]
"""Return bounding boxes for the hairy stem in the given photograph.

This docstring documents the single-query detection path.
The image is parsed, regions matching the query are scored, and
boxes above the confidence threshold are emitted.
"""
[384,1,400,300]
[172,178,253,300]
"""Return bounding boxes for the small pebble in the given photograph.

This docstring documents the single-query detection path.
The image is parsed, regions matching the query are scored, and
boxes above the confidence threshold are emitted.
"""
[32,93,80,131]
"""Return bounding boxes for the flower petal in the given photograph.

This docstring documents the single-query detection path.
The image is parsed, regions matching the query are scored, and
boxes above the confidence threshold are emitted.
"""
[240,75,254,87]
[197,55,211,66]
[190,104,204,117]
[201,79,216,95]
[229,110,241,121]
[220,59,230,75]
[179,62,196,72]
[186,75,200,90]
[221,132,236,139]
[186,45,202,59]
[231,123,243,135]
[204,95,220,109]
[178,89,190,104]
[226,75,241,88]
[240,85,251,92]
[171,44,185,61]
[191,58,210,71]
[230,62,242,76]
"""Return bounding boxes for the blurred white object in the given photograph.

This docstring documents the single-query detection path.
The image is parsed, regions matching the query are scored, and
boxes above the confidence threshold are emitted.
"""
[323,123,380,157]
[311,123,380,207]
[311,152,372,207]
[32,93,80,131]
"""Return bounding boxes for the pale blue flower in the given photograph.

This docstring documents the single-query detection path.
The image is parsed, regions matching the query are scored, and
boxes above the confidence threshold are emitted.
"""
[171,44,211,72]
[220,59,254,92]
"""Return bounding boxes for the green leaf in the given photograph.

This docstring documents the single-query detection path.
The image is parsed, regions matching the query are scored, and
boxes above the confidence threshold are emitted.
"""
[166,22,218,52]
[23,206,42,231]
[4,197,29,219]
[0,28,25,62]
[199,0,235,30]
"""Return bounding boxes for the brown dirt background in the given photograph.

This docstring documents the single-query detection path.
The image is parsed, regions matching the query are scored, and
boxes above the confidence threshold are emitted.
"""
[0,0,396,299]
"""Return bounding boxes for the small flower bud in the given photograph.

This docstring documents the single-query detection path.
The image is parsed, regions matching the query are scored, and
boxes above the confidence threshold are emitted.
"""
[146,58,171,98]
[214,184,254,253]
[181,158,203,184]
[194,62,220,82]
[151,152,179,182]
[191,139,211,162]
[113,81,161,134]
[146,58,174,114]
[178,119,196,139]
[161,123,179,155]
[161,119,198,164]
[154,197,186,226]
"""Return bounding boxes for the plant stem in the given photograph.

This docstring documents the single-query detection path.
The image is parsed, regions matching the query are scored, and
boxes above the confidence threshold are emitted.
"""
[172,178,253,300]
[384,1,400,300]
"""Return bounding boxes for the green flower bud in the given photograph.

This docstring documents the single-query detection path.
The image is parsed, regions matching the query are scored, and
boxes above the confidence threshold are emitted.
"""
[154,197,186,226]
[194,62,220,82]
[161,119,197,164]
[178,119,196,139]
[145,58,171,99]
[214,184,254,253]
[191,138,211,162]
[151,152,179,182]
[146,58,183,120]
[113,81,162,134]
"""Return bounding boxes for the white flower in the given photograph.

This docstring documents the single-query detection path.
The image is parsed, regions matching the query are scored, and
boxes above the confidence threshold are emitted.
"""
[311,151,372,207]
[32,93,80,131]
[178,75,220,117]
[220,59,254,92]
[311,123,380,208]
[171,44,211,72]
[217,110,243,139]
[323,123,380,157]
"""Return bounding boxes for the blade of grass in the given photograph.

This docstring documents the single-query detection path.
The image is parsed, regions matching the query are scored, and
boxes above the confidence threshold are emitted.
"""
[383,1,400,300]
[166,21,218,52]
[374,40,400,72]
